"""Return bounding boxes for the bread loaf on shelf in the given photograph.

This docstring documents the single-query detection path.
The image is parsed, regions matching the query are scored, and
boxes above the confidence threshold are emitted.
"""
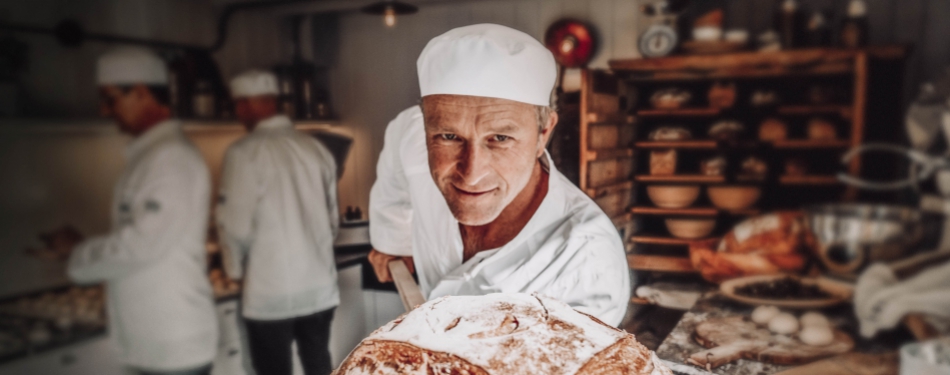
[334,293,672,375]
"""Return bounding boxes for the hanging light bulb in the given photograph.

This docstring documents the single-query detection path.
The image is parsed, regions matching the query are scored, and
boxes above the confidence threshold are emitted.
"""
[361,0,418,28]
[384,6,397,28]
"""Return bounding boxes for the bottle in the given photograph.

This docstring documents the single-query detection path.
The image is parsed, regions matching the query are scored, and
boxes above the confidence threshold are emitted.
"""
[192,80,216,119]
[804,11,831,47]
[776,0,802,48]
[840,0,868,48]
[353,206,363,221]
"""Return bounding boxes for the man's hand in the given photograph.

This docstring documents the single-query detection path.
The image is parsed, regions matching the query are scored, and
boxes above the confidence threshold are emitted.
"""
[25,225,84,261]
[368,249,414,283]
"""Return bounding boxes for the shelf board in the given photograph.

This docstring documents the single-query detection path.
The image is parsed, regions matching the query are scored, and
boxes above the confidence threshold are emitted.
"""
[772,139,851,149]
[586,148,635,161]
[627,254,697,273]
[636,174,725,183]
[630,206,759,216]
[779,175,842,185]
[777,105,853,118]
[634,140,718,149]
[630,235,718,246]
[637,108,721,117]
[634,139,849,150]
[609,46,908,76]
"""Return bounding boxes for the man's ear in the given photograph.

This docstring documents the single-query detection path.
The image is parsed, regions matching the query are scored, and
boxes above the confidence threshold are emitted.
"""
[537,111,559,158]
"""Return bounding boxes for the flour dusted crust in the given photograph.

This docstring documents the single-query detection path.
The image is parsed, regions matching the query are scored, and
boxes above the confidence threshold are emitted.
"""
[334,294,671,375]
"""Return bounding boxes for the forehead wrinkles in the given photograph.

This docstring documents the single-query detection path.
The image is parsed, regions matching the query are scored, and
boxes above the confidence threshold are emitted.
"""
[425,102,533,131]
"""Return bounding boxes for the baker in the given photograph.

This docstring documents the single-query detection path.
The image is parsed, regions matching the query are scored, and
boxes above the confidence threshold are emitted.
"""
[216,70,340,375]
[368,24,630,326]
[36,47,218,375]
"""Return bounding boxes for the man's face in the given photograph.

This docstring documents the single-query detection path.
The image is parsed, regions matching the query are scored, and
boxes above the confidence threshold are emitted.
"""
[234,96,278,131]
[423,94,556,226]
[99,85,149,135]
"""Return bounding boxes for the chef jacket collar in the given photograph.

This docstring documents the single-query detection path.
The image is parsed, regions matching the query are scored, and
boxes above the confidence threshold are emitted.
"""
[254,114,293,132]
[125,119,182,161]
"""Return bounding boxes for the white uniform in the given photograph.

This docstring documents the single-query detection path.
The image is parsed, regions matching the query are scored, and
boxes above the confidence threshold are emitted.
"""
[370,106,631,326]
[68,120,217,372]
[216,114,340,321]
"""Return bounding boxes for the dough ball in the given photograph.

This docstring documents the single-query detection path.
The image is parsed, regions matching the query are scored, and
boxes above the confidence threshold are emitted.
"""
[768,312,799,335]
[800,311,830,328]
[751,305,780,325]
[799,325,834,346]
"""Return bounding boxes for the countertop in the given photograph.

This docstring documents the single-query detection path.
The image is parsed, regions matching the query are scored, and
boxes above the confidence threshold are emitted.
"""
[0,245,372,366]
[655,292,911,375]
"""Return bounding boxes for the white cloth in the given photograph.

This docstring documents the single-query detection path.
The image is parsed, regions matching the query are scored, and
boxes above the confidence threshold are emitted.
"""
[68,120,216,371]
[855,261,950,338]
[417,24,557,106]
[229,70,279,99]
[97,47,168,86]
[369,106,630,326]
[216,115,340,320]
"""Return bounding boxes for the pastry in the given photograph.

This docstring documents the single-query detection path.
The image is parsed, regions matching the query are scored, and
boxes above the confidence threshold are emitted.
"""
[708,120,744,141]
[651,89,691,109]
[800,311,830,328]
[751,305,780,325]
[708,82,737,108]
[649,127,691,141]
[334,293,672,375]
[701,156,727,176]
[759,118,788,141]
[741,156,768,178]
[750,90,780,107]
[651,150,677,175]
[785,159,808,176]
[799,325,834,346]
[768,312,800,335]
[807,118,837,140]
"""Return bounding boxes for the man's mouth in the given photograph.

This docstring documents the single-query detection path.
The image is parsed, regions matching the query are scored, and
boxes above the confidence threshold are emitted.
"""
[452,185,495,197]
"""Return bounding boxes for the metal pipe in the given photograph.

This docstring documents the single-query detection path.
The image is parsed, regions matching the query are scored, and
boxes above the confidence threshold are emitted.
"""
[0,0,317,52]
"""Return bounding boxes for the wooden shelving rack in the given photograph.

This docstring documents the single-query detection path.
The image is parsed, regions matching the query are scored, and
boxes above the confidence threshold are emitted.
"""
[558,47,909,278]
[608,47,906,273]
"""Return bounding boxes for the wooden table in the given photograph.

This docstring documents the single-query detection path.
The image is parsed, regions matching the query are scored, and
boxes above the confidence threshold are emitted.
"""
[655,292,908,375]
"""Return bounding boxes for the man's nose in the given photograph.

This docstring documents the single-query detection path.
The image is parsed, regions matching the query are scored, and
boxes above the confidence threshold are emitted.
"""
[456,143,491,186]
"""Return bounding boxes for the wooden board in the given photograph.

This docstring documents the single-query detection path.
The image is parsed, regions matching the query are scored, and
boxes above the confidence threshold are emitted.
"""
[388,260,425,312]
[773,352,898,375]
[688,316,854,370]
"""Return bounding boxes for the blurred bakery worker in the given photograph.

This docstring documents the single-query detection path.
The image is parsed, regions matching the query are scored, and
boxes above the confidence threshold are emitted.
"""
[34,47,218,375]
[216,69,340,375]
[368,24,630,326]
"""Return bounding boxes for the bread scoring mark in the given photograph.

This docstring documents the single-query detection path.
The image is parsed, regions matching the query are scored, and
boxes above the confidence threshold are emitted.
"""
[445,317,461,332]
[533,293,550,321]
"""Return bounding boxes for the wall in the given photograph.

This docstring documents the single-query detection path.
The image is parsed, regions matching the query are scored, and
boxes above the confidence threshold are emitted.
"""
[0,0,215,117]
[328,0,643,212]
[710,0,950,104]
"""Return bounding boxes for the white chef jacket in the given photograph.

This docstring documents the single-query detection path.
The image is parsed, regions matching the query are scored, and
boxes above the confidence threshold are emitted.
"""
[68,119,217,372]
[370,106,631,326]
[216,114,340,321]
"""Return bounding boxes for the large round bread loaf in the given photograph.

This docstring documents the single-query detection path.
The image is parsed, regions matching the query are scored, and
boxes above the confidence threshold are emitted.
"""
[334,293,671,375]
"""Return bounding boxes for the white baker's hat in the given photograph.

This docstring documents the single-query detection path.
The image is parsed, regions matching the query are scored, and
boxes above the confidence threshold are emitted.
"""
[96,47,168,86]
[229,70,279,98]
[417,24,556,106]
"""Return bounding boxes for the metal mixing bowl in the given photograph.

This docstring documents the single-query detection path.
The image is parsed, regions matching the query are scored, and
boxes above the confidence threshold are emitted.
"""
[805,204,923,278]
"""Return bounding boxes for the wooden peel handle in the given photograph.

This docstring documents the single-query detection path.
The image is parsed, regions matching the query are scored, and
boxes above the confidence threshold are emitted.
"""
[388,259,426,312]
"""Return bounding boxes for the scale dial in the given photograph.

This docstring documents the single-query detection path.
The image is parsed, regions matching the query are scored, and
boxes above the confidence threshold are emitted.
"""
[639,24,678,58]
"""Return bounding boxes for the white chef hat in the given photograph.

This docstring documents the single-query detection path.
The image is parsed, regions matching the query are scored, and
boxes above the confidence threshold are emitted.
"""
[417,24,557,106]
[96,47,168,86]
[229,70,279,99]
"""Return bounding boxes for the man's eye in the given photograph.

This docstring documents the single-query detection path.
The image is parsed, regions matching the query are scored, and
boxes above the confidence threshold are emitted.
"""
[439,134,458,141]
[492,135,511,142]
